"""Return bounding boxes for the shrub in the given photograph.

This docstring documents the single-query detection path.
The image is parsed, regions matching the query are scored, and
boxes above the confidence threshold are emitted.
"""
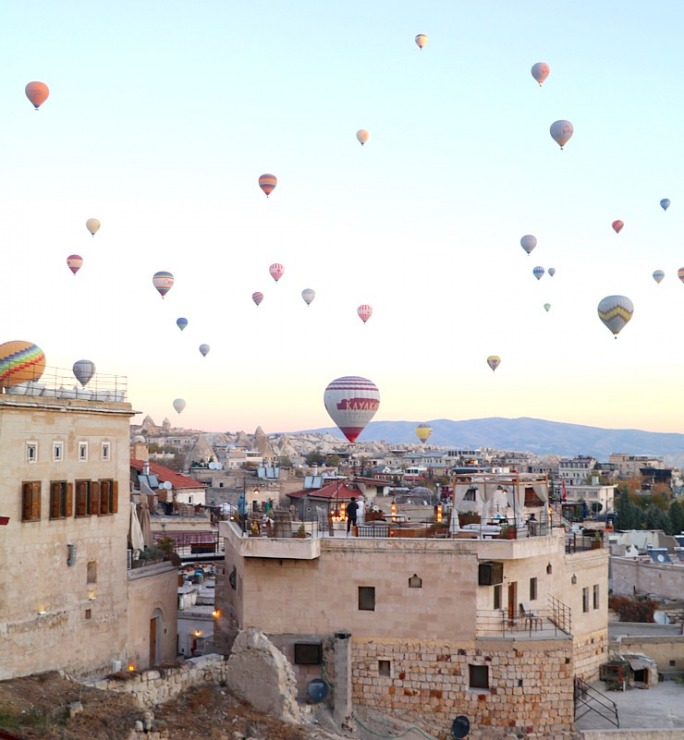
[608,594,658,623]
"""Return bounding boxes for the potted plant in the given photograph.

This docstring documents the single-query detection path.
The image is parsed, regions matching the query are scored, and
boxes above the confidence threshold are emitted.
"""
[591,531,603,549]
[293,523,308,538]
[499,523,516,540]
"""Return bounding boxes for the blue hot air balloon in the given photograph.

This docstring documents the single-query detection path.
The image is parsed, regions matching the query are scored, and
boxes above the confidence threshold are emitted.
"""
[73,359,96,387]
[533,266,545,281]
[176,317,188,331]
[660,198,671,211]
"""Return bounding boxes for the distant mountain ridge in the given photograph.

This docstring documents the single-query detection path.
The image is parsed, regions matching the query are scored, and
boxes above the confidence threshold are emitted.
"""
[305,417,684,465]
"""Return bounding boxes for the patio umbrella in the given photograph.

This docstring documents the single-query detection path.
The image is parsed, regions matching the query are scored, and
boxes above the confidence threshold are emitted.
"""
[129,502,145,557]
[137,500,154,549]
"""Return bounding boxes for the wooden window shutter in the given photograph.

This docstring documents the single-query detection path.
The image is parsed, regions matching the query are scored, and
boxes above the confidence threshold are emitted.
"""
[66,483,73,517]
[99,480,110,514]
[50,482,61,519]
[112,480,119,514]
[90,481,101,515]
[31,482,41,521]
[22,483,32,521]
[76,482,87,517]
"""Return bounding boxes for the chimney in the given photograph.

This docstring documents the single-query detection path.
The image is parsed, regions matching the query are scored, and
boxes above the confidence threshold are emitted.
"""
[143,461,150,476]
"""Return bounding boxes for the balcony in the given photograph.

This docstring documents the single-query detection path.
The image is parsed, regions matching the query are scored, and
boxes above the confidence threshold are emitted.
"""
[477,596,573,641]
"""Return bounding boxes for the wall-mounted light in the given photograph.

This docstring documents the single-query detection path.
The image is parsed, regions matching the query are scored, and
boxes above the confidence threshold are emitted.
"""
[571,574,577,585]
[88,592,97,601]
[128,663,135,672]
[212,609,220,619]
[37,608,47,616]
[194,629,202,637]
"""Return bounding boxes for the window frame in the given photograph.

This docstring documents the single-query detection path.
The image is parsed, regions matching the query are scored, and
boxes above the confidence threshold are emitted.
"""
[52,441,64,462]
[582,586,589,613]
[468,664,489,690]
[74,480,91,518]
[49,481,73,520]
[493,584,502,610]
[358,586,376,611]
[529,576,538,601]
[593,584,599,610]
[26,441,38,464]
[78,441,88,462]
[21,481,41,522]
[97,479,118,515]
[101,441,111,462]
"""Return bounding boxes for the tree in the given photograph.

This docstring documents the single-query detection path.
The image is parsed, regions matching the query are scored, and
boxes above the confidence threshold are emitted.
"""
[645,505,668,532]
[616,490,643,530]
[304,449,325,466]
[590,501,603,515]
[668,499,684,536]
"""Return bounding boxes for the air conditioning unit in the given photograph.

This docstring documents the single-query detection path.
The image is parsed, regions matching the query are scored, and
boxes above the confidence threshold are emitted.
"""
[478,561,503,586]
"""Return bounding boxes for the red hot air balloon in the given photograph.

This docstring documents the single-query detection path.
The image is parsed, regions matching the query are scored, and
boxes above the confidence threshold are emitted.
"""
[252,291,264,306]
[152,271,174,298]
[357,304,373,324]
[269,263,284,282]
[323,376,380,443]
[612,220,624,234]
[67,255,83,275]
[259,174,277,197]
[25,81,49,109]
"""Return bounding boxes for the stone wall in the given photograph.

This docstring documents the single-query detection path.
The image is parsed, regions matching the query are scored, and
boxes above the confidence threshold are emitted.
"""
[614,635,684,675]
[612,557,684,600]
[92,654,228,708]
[573,629,609,681]
[351,637,575,739]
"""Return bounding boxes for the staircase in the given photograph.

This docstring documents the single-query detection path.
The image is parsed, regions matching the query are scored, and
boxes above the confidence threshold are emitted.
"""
[574,676,619,728]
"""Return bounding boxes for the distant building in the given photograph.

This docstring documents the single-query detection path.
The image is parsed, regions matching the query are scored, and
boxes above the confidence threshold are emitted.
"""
[559,456,597,486]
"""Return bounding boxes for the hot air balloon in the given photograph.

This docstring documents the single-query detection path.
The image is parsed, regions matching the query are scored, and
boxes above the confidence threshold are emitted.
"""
[678,268,684,284]
[520,235,537,255]
[25,81,49,109]
[67,255,83,275]
[269,263,284,283]
[548,267,556,277]
[152,271,174,298]
[530,62,550,86]
[660,198,671,211]
[173,398,186,414]
[252,291,264,306]
[356,129,369,146]
[176,317,188,331]
[612,220,624,234]
[73,359,95,387]
[415,33,428,49]
[259,174,277,197]
[85,218,100,236]
[357,304,373,324]
[323,376,380,443]
[302,288,315,306]
[597,295,634,337]
[543,303,551,312]
[0,341,46,387]
[487,355,501,372]
[415,423,432,444]
[653,270,665,284]
[550,120,574,149]
[199,344,210,357]
[533,266,545,280]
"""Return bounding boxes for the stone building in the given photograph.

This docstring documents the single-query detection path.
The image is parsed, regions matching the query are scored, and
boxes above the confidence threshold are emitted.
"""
[0,369,177,680]
[214,501,608,738]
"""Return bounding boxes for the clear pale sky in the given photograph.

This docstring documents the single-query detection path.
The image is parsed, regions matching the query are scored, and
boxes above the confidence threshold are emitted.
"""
[3,2,684,435]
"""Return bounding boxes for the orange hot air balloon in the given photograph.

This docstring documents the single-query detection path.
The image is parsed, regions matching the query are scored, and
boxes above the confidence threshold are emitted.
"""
[259,174,277,197]
[67,254,83,275]
[356,129,369,146]
[25,81,49,109]
[612,220,624,234]
[357,304,373,324]
[415,34,428,50]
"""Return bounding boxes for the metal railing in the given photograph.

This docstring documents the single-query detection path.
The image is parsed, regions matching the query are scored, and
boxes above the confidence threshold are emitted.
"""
[478,595,572,639]
[565,532,604,553]
[548,594,572,634]
[1,365,127,401]
[574,676,619,728]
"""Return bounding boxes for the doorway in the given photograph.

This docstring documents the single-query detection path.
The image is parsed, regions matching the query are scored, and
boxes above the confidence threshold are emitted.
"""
[507,581,517,623]
[149,610,162,666]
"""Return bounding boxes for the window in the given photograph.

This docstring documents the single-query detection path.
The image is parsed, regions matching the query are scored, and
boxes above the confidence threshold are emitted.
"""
[49,481,72,520]
[294,643,322,665]
[469,665,489,690]
[21,481,41,522]
[493,584,502,610]
[529,577,538,601]
[97,479,118,515]
[582,587,589,613]
[78,442,88,461]
[53,442,63,462]
[593,584,599,610]
[464,487,477,502]
[358,586,375,611]
[75,480,92,517]
[85,609,92,620]
[87,561,97,584]
[26,442,37,464]
[408,574,422,588]
[378,660,391,677]
[101,442,111,461]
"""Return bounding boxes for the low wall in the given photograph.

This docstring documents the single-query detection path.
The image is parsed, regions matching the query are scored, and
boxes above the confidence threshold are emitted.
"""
[92,654,228,708]
[578,732,684,739]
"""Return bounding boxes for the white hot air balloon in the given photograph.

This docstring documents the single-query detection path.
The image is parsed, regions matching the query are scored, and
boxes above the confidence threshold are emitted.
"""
[520,235,537,255]
[550,120,574,149]
[301,288,316,306]
[597,295,634,337]
[323,376,380,444]
[173,398,186,414]
[86,218,101,236]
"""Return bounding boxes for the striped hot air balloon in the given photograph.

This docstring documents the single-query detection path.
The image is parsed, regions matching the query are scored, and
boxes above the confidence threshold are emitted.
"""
[357,304,373,324]
[323,375,380,444]
[259,173,277,197]
[0,341,46,387]
[597,295,634,337]
[67,254,83,275]
[152,271,174,298]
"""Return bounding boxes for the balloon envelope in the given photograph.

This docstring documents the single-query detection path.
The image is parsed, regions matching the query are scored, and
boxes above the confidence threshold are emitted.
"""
[660,198,671,211]
[543,303,551,312]
[550,120,574,148]
[612,220,624,234]
[415,423,432,443]
[653,270,665,284]
[25,81,49,109]
[520,235,537,255]
[678,268,684,284]
[548,267,556,277]
[597,295,634,336]
[85,218,100,236]
[415,33,428,49]
[356,129,369,145]
[152,271,174,298]
[252,291,264,306]
[67,254,83,275]
[533,266,545,280]
[199,344,210,357]
[487,355,501,372]
[323,376,380,443]
[357,304,373,323]
[73,359,95,386]
[176,317,188,331]
[302,288,315,305]
[0,341,46,387]
[173,398,186,414]
[531,62,550,86]
[259,173,277,197]
[269,263,284,282]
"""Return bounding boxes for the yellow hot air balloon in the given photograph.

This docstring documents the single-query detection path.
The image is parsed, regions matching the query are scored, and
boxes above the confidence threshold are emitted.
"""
[415,423,432,444]
[415,33,428,50]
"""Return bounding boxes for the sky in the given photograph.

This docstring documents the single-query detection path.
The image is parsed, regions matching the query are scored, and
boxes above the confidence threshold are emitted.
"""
[4,2,684,436]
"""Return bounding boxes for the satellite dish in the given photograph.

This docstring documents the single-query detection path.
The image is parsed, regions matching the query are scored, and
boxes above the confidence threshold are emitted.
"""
[451,716,470,739]
[162,481,172,490]
[307,678,328,703]
[208,462,217,470]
